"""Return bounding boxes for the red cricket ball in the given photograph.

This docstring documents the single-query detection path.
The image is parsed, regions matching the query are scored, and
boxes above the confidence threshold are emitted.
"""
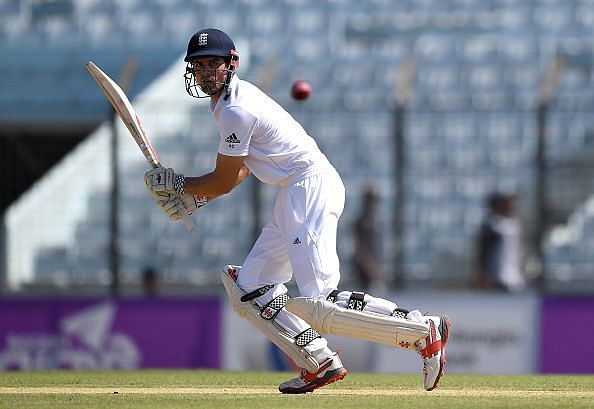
[291,80,312,101]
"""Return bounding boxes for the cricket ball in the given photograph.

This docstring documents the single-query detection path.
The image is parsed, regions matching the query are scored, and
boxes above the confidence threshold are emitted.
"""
[291,80,311,101]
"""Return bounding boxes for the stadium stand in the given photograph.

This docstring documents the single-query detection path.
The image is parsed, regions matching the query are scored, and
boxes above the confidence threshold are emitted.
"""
[2,0,594,293]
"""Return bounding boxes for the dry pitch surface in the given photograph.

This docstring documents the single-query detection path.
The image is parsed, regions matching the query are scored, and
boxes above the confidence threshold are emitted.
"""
[3,386,594,398]
[1,370,593,409]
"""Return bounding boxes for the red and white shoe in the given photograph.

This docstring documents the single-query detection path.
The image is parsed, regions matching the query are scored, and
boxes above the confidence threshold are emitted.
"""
[278,352,348,394]
[417,315,451,391]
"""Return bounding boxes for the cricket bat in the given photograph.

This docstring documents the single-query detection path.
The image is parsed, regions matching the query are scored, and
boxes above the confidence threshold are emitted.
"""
[86,61,194,230]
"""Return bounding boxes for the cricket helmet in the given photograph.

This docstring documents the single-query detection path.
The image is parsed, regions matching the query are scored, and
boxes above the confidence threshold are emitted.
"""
[184,28,240,98]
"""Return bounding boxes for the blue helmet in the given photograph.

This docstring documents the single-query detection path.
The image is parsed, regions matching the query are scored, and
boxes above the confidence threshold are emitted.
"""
[185,28,236,61]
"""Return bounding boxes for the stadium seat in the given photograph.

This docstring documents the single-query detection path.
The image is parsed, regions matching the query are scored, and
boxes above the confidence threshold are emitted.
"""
[4,0,594,291]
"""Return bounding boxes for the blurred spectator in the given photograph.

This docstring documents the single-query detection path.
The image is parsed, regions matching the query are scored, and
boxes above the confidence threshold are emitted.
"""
[353,185,386,291]
[142,266,158,297]
[476,192,526,292]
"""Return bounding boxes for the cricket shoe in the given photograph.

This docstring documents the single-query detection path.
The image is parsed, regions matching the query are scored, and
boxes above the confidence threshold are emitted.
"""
[417,315,450,391]
[278,352,347,394]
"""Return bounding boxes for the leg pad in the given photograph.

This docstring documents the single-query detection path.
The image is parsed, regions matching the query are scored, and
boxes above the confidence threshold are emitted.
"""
[221,268,320,372]
[286,296,429,350]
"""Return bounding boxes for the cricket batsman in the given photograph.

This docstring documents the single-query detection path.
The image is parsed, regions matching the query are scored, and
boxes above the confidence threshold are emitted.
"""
[144,28,451,393]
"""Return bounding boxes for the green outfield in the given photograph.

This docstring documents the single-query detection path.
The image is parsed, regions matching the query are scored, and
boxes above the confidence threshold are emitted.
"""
[1,370,593,409]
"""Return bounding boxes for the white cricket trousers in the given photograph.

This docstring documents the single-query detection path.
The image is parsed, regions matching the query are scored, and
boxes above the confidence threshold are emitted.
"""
[236,166,345,356]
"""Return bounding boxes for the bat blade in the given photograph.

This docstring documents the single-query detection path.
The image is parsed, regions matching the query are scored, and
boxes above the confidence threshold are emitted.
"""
[86,61,161,168]
[87,61,194,230]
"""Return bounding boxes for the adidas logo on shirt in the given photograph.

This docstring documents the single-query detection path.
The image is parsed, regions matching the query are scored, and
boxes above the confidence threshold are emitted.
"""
[293,237,301,245]
[225,133,240,147]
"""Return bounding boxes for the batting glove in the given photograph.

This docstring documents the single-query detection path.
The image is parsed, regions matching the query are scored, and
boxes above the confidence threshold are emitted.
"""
[157,194,206,222]
[145,167,186,195]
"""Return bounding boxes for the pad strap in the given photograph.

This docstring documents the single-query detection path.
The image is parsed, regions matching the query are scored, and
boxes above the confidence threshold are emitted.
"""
[260,293,288,321]
[295,328,321,347]
[240,284,275,302]
[347,291,367,311]
[326,290,368,312]
[391,308,410,319]
[326,289,340,303]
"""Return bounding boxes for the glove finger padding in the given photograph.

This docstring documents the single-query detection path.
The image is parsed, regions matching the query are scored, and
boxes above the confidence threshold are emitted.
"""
[157,194,206,222]
[158,197,185,221]
[150,189,175,202]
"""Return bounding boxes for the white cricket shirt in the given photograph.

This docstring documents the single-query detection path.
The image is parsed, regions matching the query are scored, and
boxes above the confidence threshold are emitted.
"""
[210,75,330,186]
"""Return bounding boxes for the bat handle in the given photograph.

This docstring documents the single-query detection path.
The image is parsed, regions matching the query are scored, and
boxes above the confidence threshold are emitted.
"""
[182,214,195,231]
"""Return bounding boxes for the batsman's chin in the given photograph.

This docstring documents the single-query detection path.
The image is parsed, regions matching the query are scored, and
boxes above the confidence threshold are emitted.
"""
[199,83,219,96]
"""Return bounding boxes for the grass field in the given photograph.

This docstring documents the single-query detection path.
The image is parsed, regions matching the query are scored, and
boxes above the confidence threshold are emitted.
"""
[1,370,593,409]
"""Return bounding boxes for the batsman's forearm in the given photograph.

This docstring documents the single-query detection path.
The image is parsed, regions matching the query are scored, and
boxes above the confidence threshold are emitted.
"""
[183,173,229,199]
[183,166,250,199]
